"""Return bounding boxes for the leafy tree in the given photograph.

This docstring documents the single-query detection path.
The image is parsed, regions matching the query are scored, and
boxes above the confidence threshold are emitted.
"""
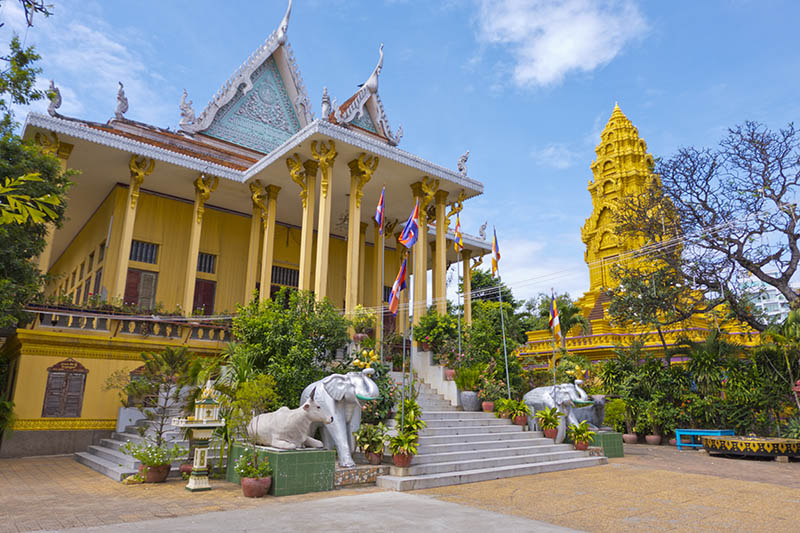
[529,292,590,347]
[232,288,350,407]
[615,122,800,331]
[465,269,516,308]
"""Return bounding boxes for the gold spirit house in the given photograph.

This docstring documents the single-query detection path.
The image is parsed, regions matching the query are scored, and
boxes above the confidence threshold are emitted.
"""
[1,4,491,457]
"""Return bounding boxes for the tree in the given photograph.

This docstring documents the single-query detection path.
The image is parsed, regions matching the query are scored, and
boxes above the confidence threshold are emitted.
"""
[466,269,516,308]
[615,122,800,332]
[530,292,590,348]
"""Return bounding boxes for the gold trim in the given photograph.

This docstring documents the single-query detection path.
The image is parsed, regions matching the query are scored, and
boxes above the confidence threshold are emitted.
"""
[12,418,116,431]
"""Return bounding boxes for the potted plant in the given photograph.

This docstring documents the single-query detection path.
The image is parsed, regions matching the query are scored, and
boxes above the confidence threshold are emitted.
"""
[478,373,505,413]
[235,446,273,498]
[353,423,388,465]
[454,365,482,411]
[536,407,563,439]
[494,398,514,419]
[509,400,531,426]
[388,430,418,467]
[122,442,185,483]
[566,420,596,451]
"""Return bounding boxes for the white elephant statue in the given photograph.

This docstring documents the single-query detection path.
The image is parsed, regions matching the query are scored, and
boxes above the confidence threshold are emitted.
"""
[523,383,578,443]
[300,368,380,468]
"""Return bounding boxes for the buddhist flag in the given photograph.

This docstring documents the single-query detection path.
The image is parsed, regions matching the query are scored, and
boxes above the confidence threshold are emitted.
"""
[399,200,419,249]
[453,213,463,253]
[549,290,561,339]
[388,258,408,315]
[374,186,385,235]
[491,226,500,276]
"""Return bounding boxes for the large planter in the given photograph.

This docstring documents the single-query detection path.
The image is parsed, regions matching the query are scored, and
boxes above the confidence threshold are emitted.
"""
[179,463,193,476]
[481,401,495,413]
[645,434,662,445]
[574,441,589,451]
[543,427,558,439]
[668,437,677,446]
[241,476,272,498]
[138,464,170,483]
[392,453,413,468]
[460,391,481,412]
[622,433,638,444]
[444,368,456,381]
[365,451,383,465]
[512,415,528,426]
[420,342,431,352]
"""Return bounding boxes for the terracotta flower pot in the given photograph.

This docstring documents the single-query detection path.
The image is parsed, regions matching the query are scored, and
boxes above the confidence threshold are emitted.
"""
[622,433,638,444]
[365,451,383,465]
[241,476,271,498]
[574,441,589,451]
[645,434,662,445]
[444,368,456,381]
[543,428,558,439]
[179,463,193,476]
[482,401,495,413]
[392,452,413,468]
[420,342,431,352]
[668,437,677,446]
[138,464,170,483]
[512,414,528,426]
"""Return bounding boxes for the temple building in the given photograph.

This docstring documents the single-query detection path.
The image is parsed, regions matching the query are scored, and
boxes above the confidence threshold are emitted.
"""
[0,3,491,457]
[518,104,758,367]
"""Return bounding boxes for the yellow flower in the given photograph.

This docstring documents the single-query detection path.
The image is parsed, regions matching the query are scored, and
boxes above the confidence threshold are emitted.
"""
[353,359,361,366]
[362,349,368,356]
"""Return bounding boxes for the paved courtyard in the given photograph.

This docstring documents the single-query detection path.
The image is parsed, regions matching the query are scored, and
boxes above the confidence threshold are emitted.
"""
[1,445,798,532]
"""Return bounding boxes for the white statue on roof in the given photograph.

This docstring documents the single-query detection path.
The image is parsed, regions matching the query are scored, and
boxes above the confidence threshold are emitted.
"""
[321,87,331,120]
[179,89,195,127]
[457,150,470,176]
[275,0,292,46]
[115,81,128,120]
[47,80,61,118]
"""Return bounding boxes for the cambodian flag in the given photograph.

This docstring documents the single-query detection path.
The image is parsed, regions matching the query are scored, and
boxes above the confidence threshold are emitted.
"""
[398,200,419,249]
[388,258,408,315]
[374,187,385,234]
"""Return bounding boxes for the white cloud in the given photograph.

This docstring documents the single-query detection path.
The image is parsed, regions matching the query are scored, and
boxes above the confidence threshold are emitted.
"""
[531,142,580,169]
[476,0,648,87]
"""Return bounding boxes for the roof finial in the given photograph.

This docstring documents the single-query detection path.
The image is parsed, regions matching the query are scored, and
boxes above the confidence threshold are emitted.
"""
[276,0,292,46]
[457,150,470,176]
[363,43,384,94]
[115,81,128,120]
[179,89,196,127]
[47,80,61,118]
[321,87,331,120]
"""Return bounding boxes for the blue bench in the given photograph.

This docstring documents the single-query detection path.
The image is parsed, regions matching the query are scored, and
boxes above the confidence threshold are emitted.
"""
[675,428,735,450]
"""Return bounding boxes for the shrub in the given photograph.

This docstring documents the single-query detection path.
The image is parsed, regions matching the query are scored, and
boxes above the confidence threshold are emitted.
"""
[455,365,482,391]
[603,398,627,433]
[234,447,273,478]
[413,309,459,354]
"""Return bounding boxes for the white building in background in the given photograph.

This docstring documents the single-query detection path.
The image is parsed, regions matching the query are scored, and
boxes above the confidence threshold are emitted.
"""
[739,272,796,324]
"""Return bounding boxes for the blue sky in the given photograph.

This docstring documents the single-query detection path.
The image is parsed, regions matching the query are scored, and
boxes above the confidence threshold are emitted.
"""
[3,0,799,302]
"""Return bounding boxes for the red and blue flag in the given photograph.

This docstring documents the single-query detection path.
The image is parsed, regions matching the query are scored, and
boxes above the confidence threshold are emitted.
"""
[398,200,419,249]
[374,187,385,234]
[388,258,408,315]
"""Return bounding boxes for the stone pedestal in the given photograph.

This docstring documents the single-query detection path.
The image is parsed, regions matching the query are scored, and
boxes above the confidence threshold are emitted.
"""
[226,443,335,496]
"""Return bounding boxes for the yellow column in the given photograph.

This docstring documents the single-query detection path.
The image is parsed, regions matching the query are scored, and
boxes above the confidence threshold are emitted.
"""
[259,185,281,300]
[310,141,337,299]
[288,154,318,292]
[244,180,266,303]
[462,249,473,326]
[345,154,378,314]
[33,132,73,275]
[373,221,384,343]
[182,175,218,316]
[111,155,155,301]
[434,190,448,314]
[358,222,368,305]
[410,178,438,327]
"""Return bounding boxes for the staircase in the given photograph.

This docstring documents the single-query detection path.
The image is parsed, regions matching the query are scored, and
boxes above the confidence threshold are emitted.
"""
[75,410,210,481]
[377,378,607,491]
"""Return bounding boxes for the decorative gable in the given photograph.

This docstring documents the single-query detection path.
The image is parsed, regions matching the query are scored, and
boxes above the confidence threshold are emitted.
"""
[202,56,302,154]
[349,107,378,134]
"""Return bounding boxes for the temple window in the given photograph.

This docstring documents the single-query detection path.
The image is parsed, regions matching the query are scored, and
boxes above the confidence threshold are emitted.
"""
[193,279,216,315]
[197,252,217,274]
[92,268,103,296]
[98,241,106,262]
[42,359,88,418]
[130,240,159,264]
[272,265,299,288]
[87,252,94,272]
[124,269,158,309]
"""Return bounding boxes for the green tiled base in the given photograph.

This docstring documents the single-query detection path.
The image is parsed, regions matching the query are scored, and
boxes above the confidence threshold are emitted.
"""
[226,443,335,496]
[590,431,624,458]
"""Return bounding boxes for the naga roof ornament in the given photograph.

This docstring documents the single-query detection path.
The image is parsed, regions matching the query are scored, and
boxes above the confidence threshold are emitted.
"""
[333,43,403,146]
[47,80,61,118]
[457,150,470,176]
[179,89,196,127]
[115,81,128,120]
[180,0,312,134]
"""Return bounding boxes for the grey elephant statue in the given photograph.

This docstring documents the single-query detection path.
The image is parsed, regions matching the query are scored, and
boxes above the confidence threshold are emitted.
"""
[300,367,380,467]
[551,380,608,429]
[523,384,576,443]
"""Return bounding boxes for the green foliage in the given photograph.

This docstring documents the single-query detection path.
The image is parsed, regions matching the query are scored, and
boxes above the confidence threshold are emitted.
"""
[496,398,530,418]
[567,420,596,444]
[0,173,61,224]
[603,399,627,433]
[412,309,459,354]
[536,407,562,430]
[394,397,426,434]
[357,363,398,424]
[477,361,506,402]
[121,441,185,467]
[782,417,800,439]
[232,288,350,407]
[454,364,482,391]
[234,447,273,478]
[0,399,14,436]
[231,374,279,434]
[528,292,591,346]
[353,423,387,454]
[555,352,592,384]
[351,304,376,334]
[388,430,418,456]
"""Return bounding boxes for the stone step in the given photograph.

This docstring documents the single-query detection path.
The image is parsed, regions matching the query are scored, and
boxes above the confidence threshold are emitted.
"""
[421,411,499,421]
[376,456,607,491]
[412,441,559,465]
[417,433,550,454]
[86,445,139,469]
[419,424,523,439]
[391,449,590,476]
[423,417,514,428]
[74,452,184,482]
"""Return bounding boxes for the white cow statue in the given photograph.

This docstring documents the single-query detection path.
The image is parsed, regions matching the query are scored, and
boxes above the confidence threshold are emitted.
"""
[246,387,334,449]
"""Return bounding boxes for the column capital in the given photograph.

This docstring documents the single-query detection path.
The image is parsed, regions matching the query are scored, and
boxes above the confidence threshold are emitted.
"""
[266,184,281,199]
[193,174,219,224]
[311,140,337,198]
[347,153,379,208]
[128,155,155,209]
[410,176,439,211]
[434,189,449,204]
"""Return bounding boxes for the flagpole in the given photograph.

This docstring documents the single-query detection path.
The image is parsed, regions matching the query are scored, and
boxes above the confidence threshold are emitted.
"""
[380,231,385,366]
[457,249,462,360]
[498,274,511,399]
[550,288,557,387]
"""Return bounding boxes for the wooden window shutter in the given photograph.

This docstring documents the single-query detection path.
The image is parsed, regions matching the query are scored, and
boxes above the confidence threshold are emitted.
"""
[193,279,216,315]
[139,271,158,310]
[123,269,141,306]
[42,372,66,417]
[63,373,86,417]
